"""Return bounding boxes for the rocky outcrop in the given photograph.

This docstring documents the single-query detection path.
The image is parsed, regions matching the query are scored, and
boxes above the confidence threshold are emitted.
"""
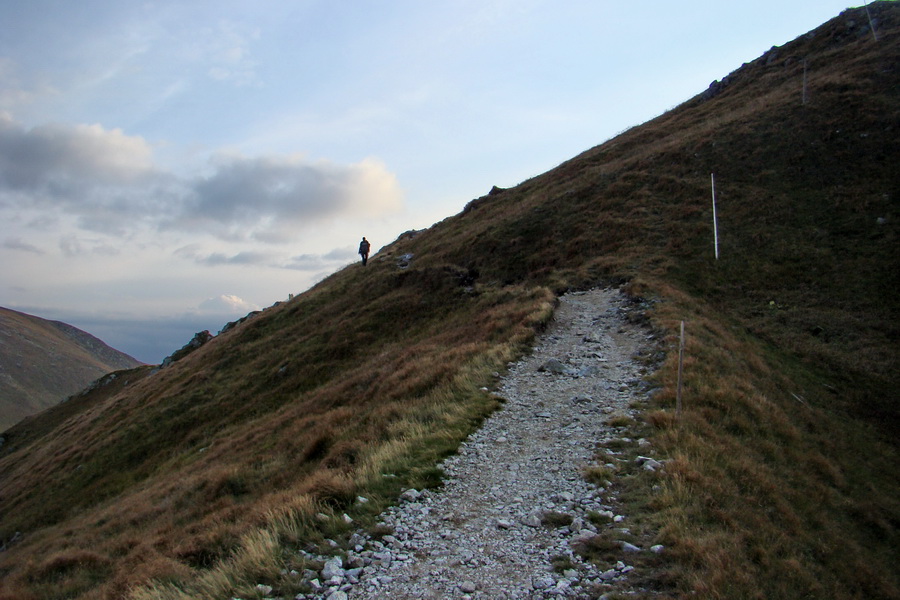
[160,330,212,368]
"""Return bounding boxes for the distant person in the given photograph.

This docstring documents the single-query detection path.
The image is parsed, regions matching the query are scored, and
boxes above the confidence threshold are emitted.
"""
[358,236,371,266]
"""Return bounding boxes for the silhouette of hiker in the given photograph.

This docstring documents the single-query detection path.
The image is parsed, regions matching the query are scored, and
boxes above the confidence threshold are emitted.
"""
[358,236,371,266]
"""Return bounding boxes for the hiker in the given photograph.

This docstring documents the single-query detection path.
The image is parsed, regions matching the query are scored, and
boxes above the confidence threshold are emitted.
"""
[358,236,371,266]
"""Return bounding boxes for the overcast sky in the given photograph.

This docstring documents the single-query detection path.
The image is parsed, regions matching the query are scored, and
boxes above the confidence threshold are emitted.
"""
[1,0,860,363]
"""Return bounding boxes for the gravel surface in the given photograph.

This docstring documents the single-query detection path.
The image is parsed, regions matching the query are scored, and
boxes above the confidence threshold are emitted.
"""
[292,287,664,600]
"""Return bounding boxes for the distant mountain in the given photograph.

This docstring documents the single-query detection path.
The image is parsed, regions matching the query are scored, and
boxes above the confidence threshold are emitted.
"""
[0,307,143,430]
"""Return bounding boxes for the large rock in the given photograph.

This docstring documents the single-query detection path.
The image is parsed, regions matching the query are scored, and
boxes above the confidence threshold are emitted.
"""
[538,358,570,374]
[160,330,212,367]
[321,556,344,579]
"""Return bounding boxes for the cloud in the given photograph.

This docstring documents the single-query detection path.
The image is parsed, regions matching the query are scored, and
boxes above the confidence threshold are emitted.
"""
[0,109,403,248]
[176,247,276,267]
[0,113,171,236]
[285,246,356,271]
[3,237,44,254]
[174,243,356,272]
[0,113,404,245]
[199,20,261,87]
[197,293,260,315]
[0,113,155,192]
[168,153,404,243]
[59,234,121,257]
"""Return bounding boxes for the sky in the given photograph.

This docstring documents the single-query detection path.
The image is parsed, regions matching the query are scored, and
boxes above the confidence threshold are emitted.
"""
[0,0,862,364]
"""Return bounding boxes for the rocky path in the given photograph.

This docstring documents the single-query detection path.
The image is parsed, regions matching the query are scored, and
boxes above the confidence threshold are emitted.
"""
[293,287,663,600]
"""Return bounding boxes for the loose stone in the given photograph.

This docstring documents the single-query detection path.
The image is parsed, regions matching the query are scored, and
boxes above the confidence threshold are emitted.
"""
[281,289,662,600]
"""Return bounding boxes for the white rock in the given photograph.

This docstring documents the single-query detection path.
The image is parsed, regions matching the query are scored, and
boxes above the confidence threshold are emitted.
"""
[522,512,543,528]
[321,557,344,579]
[400,489,421,502]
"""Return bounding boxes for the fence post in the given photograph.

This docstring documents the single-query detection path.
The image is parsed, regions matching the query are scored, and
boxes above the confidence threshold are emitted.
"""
[676,320,685,418]
[711,173,719,260]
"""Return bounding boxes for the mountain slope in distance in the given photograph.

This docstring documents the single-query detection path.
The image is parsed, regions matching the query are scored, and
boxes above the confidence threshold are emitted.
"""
[0,307,143,430]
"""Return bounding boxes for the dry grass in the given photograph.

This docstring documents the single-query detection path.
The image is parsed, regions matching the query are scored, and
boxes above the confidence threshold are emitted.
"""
[0,273,554,599]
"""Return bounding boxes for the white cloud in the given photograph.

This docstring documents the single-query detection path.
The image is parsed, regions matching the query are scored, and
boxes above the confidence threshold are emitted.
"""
[197,293,260,315]
[169,153,404,243]
[0,113,155,191]
[0,113,404,247]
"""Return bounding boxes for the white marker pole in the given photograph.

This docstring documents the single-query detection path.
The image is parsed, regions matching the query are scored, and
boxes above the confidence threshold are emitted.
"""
[864,1,879,42]
[711,173,719,260]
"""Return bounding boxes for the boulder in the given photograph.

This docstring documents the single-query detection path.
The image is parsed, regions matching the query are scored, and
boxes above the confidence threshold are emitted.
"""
[160,330,212,367]
[400,488,421,502]
[538,358,570,374]
[321,556,344,579]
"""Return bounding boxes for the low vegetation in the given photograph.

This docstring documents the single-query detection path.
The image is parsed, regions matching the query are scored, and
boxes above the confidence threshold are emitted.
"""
[0,308,142,430]
[1,4,897,599]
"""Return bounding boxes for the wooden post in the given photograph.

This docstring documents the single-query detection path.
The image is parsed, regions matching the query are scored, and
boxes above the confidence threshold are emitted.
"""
[711,173,719,260]
[676,320,685,418]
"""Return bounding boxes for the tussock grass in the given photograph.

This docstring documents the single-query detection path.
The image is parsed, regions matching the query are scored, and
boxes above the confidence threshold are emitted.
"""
[582,465,616,486]
[541,511,575,528]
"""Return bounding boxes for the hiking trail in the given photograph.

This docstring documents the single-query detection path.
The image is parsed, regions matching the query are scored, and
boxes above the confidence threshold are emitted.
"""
[295,287,665,600]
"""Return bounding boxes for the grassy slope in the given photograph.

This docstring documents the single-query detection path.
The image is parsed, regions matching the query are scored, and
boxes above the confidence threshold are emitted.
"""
[0,308,143,430]
[0,3,898,599]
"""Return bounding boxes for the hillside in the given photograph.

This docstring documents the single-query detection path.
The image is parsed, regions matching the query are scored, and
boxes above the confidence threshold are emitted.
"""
[0,307,143,431]
[1,3,898,599]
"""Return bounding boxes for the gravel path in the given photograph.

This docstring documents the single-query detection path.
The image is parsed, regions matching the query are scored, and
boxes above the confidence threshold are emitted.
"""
[293,287,662,600]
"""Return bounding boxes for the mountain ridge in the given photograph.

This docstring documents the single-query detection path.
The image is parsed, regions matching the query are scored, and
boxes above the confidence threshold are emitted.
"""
[0,306,143,431]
